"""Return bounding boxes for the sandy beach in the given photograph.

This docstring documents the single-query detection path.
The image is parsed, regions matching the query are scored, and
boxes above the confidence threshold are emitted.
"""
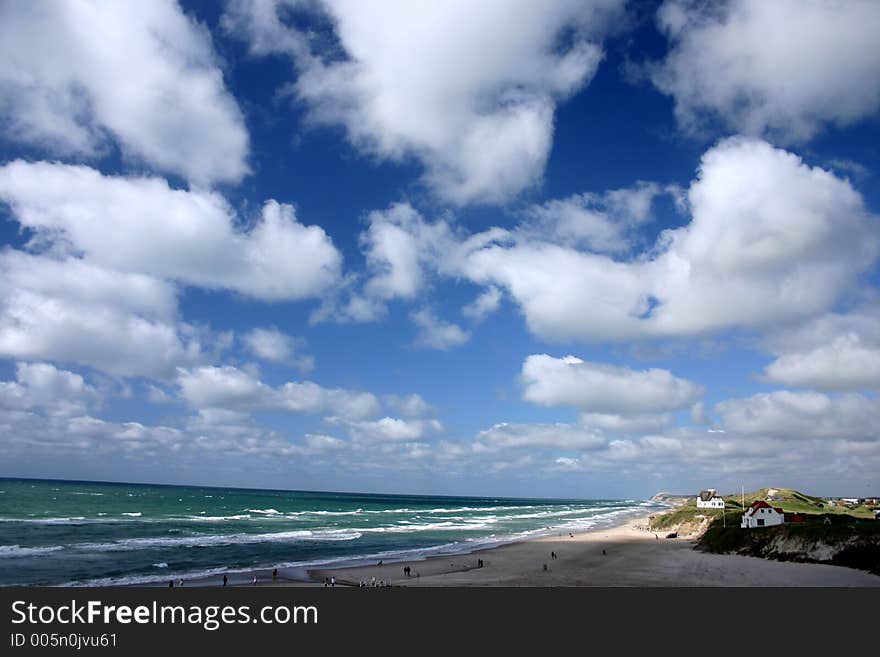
[305,515,880,587]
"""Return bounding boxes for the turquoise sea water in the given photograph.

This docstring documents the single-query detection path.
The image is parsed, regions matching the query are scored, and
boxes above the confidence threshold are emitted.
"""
[0,478,665,586]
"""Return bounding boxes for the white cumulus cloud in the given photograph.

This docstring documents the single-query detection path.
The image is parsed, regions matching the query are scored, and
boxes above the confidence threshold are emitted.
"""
[521,354,703,414]
[0,161,342,302]
[0,0,250,185]
[651,0,880,141]
[762,307,880,391]
[242,327,313,372]
[224,0,624,204]
[410,308,471,351]
[477,422,607,450]
[715,390,880,441]
[0,362,99,417]
[0,252,201,379]
[177,365,381,420]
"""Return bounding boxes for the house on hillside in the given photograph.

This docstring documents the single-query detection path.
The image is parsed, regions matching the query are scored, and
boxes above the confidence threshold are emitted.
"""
[741,500,784,528]
[696,489,725,509]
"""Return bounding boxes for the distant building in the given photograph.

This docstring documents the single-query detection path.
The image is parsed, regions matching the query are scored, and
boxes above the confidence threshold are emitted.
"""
[840,498,862,505]
[741,500,784,528]
[696,489,725,509]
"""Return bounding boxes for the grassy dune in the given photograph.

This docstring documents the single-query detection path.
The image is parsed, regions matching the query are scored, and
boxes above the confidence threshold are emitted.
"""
[649,487,880,574]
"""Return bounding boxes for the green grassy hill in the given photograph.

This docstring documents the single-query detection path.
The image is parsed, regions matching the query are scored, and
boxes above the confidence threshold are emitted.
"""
[646,486,880,575]
[648,486,876,536]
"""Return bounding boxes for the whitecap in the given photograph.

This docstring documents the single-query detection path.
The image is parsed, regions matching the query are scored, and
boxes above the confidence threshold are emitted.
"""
[0,544,64,558]
[73,528,362,553]
[0,516,86,525]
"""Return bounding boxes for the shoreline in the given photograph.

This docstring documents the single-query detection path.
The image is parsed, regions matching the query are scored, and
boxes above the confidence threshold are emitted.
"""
[134,506,665,588]
[126,507,880,588]
[306,514,663,587]
[306,512,880,587]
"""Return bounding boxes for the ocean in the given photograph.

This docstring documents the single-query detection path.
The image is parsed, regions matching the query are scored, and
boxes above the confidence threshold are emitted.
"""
[0,478,665,586]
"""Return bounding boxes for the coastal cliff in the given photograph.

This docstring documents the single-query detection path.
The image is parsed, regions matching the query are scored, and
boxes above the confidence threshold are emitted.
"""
[648,487,880,574]
[698,515,880,575]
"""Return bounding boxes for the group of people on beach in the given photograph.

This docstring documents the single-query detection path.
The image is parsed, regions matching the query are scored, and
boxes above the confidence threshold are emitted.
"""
[357,577,392,587]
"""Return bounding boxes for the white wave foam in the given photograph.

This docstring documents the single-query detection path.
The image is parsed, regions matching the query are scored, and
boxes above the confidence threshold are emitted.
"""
[284,508,364,517]
[73,528,362,553]
[121,512,142,517]
[177,514,253,522]
[246,508,281,515]
[68,565,234,588]
[284,504,555,517]
[152,562,168,568]
[0,516,86,525]
[0,544,64,558]
[57,501,653,587]
[359,521,495,534]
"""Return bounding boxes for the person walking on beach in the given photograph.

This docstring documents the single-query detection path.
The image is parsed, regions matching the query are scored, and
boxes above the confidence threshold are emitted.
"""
[178,578,184,587]
[273,568,278,581]
[331,576,336,587]
[252,575,257,585]
[223,575,228,587]
[371,576,376,587]
[169,580,174,588]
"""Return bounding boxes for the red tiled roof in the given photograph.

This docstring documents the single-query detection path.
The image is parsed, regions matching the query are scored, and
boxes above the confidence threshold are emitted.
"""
[745,500,783,516]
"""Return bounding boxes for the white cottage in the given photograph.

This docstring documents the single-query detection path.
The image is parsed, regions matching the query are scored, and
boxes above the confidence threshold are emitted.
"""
[741,500,784,528]
[696,489,725,509]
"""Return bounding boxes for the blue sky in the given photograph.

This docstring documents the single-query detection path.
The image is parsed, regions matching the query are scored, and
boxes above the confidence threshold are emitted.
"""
[1,0,879,499]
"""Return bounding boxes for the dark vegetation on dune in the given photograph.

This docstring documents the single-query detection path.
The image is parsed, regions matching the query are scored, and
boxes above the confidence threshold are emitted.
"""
[649,487,880,575]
